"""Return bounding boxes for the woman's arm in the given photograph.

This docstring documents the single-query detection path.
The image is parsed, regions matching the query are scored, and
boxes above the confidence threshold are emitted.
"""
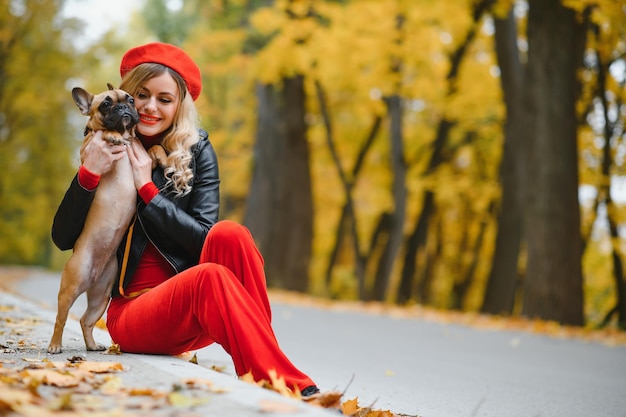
[51,174,97,251]
[138,138,220,261]
[52,132,128,250]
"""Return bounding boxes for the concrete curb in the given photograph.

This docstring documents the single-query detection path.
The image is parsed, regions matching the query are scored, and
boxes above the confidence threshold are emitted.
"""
[0,289,339,416]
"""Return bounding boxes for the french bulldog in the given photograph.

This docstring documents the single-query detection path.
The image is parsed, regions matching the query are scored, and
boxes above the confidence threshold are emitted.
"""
[48,84,165,354]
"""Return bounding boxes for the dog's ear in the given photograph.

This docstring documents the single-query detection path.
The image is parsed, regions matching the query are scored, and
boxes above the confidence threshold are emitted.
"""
[72,87,93,116]
[107,83,116,91]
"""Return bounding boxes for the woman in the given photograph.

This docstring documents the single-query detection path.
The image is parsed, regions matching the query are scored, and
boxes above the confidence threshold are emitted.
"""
[52,42,320,397]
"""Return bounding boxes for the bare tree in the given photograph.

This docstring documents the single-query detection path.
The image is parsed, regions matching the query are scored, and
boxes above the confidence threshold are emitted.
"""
[521,0,588,326]
[397,0,492,304]
[245,77,313,292]
[481,7,529,315]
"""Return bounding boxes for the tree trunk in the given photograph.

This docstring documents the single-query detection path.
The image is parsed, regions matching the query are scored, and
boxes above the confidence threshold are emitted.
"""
[370,94,407,301]
[244,76,313,292]
[396,0,490,304]
[481,9,528,315]
[319,91,382,298]
[315,81,382,299]
[417,214,441,305]
[453,204,491,310]
[396,120,448,304]
[522,0,585,326]
[594,44,626,329]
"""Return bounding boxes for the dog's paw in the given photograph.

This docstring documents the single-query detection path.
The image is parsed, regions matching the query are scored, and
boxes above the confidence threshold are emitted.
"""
[86,343,107,352]
[47,344,63,354]
[148,145,167,169]
[103,131,125,145]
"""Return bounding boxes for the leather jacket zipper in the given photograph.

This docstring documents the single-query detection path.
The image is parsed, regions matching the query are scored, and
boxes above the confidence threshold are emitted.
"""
[136,211,180,274]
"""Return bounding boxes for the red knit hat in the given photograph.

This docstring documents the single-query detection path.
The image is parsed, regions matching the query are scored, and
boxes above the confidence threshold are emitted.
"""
[120,42,202,101]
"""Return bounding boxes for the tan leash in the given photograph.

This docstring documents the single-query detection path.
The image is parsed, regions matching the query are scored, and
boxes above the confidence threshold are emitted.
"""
[118,215,152,299]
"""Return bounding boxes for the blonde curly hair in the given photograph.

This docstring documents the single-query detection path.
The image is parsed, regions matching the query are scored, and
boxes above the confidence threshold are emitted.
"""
[120,63,200,196]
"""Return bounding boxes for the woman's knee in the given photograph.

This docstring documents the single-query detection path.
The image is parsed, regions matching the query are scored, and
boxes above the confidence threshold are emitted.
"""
[201,221,254,264]
[209,220,251,240]
[206,220,255,250]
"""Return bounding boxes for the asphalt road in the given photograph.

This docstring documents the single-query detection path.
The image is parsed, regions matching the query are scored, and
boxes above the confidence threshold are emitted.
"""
[4,267,626,417]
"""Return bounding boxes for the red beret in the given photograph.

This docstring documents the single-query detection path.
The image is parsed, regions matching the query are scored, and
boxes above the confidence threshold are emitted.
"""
[120,42,202,101]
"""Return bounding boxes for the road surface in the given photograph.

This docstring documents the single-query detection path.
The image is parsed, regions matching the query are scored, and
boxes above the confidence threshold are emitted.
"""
[3,266,625,417]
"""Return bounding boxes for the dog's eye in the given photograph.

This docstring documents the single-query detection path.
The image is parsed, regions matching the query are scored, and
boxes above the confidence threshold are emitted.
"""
[98,97,113,114]
[128,97,135,105]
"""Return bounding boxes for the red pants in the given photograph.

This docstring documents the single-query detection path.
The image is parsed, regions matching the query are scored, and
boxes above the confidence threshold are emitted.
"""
[106,220,316,391]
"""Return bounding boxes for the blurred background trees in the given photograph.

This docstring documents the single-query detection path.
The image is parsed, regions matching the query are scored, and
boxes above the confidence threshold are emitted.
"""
[1,0,625,329]
[0,0,79,266]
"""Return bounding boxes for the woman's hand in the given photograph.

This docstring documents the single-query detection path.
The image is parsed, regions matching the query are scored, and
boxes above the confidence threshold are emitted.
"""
[127,137,154,191]
[81,130,128,175]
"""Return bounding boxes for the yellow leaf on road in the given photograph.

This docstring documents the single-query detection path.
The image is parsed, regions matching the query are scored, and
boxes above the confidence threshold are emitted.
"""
[99,375,123,395]
[72,361,123,373]
[23,368,80,388]
[168,391,210,408]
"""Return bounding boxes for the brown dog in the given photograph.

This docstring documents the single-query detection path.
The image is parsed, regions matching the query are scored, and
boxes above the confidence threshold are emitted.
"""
[48,84,165,354]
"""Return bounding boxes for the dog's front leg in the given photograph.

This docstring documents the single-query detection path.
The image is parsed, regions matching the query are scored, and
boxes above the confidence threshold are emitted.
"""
[81,256,117,351]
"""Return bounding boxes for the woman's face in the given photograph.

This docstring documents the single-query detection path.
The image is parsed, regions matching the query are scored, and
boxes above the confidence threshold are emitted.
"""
[134,72,179,137]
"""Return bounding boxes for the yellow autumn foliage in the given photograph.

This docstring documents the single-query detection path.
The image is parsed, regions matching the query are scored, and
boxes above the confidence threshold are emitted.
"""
[2,0,625,325]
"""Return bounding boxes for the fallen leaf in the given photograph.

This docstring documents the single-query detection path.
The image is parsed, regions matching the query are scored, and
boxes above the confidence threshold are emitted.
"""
[341,397,360,415]
[303,390,343,409]
[168,391,210,408]
[99,375,123,395]
[210,364,226,373]
[240,370,344,411]
[22,368,80,388]
[268,369,293,397]
[182,378,214,389]
[72,361,123,373]
[66,394,105,412]
[104,343,122,355]
[0,387,37,408]
[240,371,256,385]
[12,404,70,417]
[258,398,299,413]
[174,351,193,361]
[126,387,162,397]
[340,397,402,417]
[46,392,73,411]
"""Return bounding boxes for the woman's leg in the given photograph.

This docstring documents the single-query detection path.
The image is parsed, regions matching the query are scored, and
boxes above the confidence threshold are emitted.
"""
[107,262,316,391]
[199,220,272,323]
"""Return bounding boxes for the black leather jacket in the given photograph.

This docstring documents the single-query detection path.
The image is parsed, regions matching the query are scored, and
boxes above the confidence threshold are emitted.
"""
[51,129,220,296]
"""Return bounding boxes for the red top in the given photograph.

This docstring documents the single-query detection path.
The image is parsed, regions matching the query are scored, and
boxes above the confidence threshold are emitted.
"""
[121,241,175,296]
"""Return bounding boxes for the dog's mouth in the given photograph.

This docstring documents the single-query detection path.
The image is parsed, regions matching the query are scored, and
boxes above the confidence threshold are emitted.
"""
[121,113,133,127]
